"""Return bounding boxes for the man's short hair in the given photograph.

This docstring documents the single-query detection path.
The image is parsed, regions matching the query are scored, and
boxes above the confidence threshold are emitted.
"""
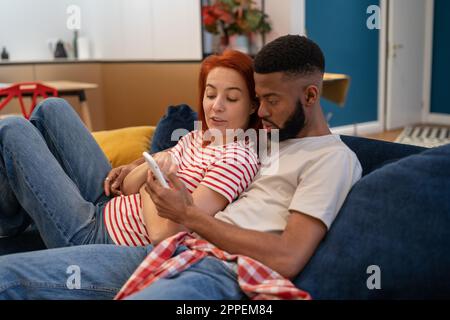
[254,35,325,76]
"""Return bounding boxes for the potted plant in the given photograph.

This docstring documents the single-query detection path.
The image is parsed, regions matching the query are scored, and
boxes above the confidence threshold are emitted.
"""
[202,0,272,54]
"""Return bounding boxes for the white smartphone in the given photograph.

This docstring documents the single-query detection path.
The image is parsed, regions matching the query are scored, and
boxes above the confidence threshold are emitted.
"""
[142,151,170,188]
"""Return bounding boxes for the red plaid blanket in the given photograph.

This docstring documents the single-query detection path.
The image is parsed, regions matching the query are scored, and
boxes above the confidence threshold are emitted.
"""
[115,232,311,300]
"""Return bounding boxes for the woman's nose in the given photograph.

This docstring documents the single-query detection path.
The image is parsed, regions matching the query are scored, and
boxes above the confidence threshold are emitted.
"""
[212,97,225,112]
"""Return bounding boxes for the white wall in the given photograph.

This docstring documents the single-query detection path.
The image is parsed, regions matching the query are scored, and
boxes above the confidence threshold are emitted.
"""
[0,0,202,61]
[82,0,154,60]
[0,0,304,61]
[151,0,202,60]
[0,0,76,61]
[265,0,305,43]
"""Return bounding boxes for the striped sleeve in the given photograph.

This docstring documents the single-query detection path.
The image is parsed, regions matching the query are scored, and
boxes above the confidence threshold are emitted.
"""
[200,144,260,203]
[167,131,195,166]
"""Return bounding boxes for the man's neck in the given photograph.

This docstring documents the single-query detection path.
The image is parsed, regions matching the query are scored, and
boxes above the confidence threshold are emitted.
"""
[296,104,331,138]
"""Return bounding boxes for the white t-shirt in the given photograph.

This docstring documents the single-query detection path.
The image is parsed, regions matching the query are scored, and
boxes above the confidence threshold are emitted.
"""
[215,134,362,231]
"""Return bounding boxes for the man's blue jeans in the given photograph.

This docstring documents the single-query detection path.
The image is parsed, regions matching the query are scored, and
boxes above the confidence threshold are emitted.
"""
[0,244,243,300]
[0,98,113,247]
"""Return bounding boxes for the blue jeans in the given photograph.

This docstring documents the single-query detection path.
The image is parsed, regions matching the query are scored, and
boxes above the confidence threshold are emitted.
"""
[0,98,113,247]
[0,244,243,300]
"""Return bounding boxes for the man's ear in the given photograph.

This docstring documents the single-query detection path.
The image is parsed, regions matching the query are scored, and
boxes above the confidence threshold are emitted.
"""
[304,85,319,106]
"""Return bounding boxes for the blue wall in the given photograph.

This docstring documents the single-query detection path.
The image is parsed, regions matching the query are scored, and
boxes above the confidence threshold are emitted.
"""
[306,0,379,127]
[430,0,450,115]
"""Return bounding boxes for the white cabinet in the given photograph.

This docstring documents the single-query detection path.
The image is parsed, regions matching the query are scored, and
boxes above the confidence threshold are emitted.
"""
[0,0,202,61]
[82,0,202,60]
[151,0,202,60]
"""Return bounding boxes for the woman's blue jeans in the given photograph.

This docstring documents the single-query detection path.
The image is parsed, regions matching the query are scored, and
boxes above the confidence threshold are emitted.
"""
[0,98,114,247]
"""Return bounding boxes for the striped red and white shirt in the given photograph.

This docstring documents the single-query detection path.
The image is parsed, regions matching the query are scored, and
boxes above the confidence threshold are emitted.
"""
[104,130,260,246]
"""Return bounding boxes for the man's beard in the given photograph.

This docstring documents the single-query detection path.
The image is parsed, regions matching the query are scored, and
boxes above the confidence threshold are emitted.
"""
[264,100,306,142]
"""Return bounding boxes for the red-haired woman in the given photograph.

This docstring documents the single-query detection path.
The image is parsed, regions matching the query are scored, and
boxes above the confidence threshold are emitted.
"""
[0,49,262,250]
[114,50,262,245]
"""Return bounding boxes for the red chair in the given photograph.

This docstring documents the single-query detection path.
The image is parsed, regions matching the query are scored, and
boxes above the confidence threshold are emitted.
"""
[0,82,58,119]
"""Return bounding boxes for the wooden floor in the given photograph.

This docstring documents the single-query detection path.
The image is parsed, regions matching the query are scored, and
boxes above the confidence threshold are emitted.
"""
[362,128,403,143]
[363,123,450,143]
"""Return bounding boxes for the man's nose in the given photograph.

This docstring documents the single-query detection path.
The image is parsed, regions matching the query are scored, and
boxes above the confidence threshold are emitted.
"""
[257,102,269,118]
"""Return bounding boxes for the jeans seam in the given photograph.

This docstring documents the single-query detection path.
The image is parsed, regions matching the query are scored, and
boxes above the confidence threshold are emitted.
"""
[4,146,76,247]
[30,113,79,191]
[0,280,120,294]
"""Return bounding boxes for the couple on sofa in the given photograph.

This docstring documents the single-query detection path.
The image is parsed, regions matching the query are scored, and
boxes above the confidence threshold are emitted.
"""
[0,35,362,299]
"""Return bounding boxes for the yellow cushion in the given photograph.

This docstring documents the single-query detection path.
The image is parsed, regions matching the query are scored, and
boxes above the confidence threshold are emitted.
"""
[92,126,155,168]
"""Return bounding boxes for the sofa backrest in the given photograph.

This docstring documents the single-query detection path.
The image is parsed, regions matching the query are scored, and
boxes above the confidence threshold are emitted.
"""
[340,135,426,176]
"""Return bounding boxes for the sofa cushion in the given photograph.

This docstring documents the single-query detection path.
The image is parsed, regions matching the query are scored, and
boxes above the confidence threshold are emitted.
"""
[0,225,45,256]
[92,126,155,168]
[295,143,450,299]
[150,104,198,153]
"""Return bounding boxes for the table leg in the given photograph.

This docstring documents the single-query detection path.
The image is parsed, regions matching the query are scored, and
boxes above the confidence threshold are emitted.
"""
[80,100,93,131]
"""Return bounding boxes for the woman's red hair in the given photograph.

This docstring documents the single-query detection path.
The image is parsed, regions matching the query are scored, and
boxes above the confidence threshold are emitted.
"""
[198,49,261,132]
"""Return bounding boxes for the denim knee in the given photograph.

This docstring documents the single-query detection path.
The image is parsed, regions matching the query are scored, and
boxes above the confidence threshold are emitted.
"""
[30,97,73,122]
[0,116,31,143]
[0,116,28,129]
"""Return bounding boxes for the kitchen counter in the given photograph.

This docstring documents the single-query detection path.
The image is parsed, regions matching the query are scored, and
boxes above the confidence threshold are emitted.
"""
[0,59,201,66]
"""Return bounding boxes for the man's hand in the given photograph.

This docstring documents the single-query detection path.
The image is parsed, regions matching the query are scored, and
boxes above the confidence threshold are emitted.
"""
[104,163,139,196]
[144,170,194,225]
